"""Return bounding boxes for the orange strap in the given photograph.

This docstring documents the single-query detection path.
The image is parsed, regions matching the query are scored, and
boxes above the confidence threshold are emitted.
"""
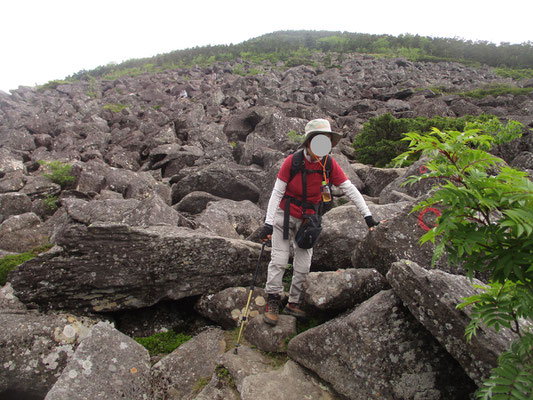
[312,153,329,182]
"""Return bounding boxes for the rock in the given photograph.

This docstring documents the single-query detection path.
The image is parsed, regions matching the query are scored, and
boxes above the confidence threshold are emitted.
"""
[171,161,261,204]
[240,360,336,400]
[174,191,223,214]
[19,175,61,200]
[352,163,406,197]
[351,197,450,276]
[330,153,364,190]
[244,314,296,353]
[0,170,27,193]
[0,311,98,400]
[0,283,26,312]
[44,321,151,400]
[0,192,32,220]
[0,212,49,252]
[313,202,410,271]
[10,223,267,312]
[196,199,264,239]
[288,290,476,399]
[0,148,24,174]
[223,108,264,142]
[217,346,273,393]
[386,259,520,385]
[151,327,226,400]
[193,371,240,400]
[195,287,268,329]
[302,268,388,313]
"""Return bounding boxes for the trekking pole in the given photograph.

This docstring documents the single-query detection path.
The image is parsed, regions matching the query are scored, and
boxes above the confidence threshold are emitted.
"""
[234,241,268,354]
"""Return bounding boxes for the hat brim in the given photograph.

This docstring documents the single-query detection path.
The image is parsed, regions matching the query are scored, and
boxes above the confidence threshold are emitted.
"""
[300,130,344,148]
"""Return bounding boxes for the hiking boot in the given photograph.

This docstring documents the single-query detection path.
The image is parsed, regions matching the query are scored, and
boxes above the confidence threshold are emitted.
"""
[263,294,281,326]
[283,303,307,318]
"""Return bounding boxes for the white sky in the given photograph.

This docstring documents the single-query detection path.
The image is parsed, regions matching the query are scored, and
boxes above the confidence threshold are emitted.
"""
[1,0,531,93]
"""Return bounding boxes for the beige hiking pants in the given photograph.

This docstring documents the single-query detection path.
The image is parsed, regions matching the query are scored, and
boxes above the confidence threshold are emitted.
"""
[265,208,313,304]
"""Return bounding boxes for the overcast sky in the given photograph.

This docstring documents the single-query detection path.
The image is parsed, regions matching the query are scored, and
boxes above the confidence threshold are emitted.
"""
[1,0,531,93]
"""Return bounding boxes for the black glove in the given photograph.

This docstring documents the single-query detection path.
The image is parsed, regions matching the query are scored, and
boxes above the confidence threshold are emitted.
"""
[365,216,380,229]
[260,224,273,241]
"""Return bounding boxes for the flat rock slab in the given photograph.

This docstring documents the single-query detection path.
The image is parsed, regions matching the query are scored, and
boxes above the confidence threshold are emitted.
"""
[44,321,151,400]
[10,223,266,312]
[240,360,336,400]
[218,346,274,393]
[387,259,520,385]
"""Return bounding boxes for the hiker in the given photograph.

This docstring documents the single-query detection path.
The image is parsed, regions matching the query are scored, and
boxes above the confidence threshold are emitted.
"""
[259,119,381,326]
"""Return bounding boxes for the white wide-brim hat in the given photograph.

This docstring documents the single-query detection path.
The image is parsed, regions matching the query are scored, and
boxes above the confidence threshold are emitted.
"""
[300,119,343,147]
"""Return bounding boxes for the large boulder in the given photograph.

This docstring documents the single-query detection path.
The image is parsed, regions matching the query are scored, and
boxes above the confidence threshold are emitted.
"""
[351,198,450,276]
[302,268,388,313]
[196,199,264,239]
[0,192,32,221]
[195,286,268,329]
[151,327,226,400]
[171,161,261,204]
[387,260,521,385]
[0,212,49,252]
[313,202,410,271]
[44,321,152,400]
[0,310,98,400]
[288,290,476,399]
[10,222,267,312]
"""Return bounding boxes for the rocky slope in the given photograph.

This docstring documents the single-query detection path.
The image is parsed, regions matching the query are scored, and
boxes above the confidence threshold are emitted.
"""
[1,53,532,399]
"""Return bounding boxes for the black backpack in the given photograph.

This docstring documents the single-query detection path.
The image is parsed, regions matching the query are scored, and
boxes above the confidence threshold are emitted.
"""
[282,149,333,243]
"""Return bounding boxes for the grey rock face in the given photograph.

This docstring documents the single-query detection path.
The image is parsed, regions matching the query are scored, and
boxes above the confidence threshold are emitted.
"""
[196,198,264,239]
[240,360,336,400]
[44,321,151,400]
[195,286,268,329]
[387,260,520,385]
[10,223,267,312]
[313,202,410,271]
[302,268,388,313]
[0,192,32,221]
[244,314,297,353]
[0,311,98,400]
[151,327,226,400]
[288,290,476,399]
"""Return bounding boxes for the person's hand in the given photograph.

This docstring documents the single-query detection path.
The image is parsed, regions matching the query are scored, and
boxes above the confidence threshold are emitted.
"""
[365,216,384,231]
[260,224,273,242]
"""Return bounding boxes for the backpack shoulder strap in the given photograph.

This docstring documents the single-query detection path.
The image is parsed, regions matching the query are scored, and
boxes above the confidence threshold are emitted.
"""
[289,149,305,183]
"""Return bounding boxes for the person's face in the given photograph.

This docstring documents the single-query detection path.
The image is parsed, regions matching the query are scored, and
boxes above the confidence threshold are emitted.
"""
[308,134,332,158]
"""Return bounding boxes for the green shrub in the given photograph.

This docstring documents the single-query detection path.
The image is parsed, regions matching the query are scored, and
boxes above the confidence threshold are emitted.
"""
[287,130,304,144]
[460,83,532,99]
[38,160,76,188]
[43,195,59,211]
[394,119,532,399]
[352,113,495,167]
[134,330,191,356]
[0,244,53,285]
[494,68,533,81]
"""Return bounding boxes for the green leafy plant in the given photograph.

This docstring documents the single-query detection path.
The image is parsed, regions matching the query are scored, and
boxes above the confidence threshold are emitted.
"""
[216,366,236,388]
[134,330,191,356]
[287,130,304,144]
[353,113,495,167]
[0,244,53,286]
[38,160,76,188]
[394,119,532,399]
[43,195,59,211]
[460,83,532,99]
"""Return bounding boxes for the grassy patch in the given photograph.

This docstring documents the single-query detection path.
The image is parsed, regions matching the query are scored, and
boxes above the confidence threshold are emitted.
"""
[460,83,532,99]
[494,67,533,81]
[0,244,53,286]
[134,330,191,356]
[102,103,127,113]
[216,365,236,388]
[193,376,210,393]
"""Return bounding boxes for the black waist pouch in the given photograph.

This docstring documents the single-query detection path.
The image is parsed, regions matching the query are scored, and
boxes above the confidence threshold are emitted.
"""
[295,214,322,249]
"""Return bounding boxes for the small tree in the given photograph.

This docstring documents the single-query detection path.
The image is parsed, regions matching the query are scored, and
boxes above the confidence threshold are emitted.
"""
[38,160,76,188]
[394,118,532,399]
